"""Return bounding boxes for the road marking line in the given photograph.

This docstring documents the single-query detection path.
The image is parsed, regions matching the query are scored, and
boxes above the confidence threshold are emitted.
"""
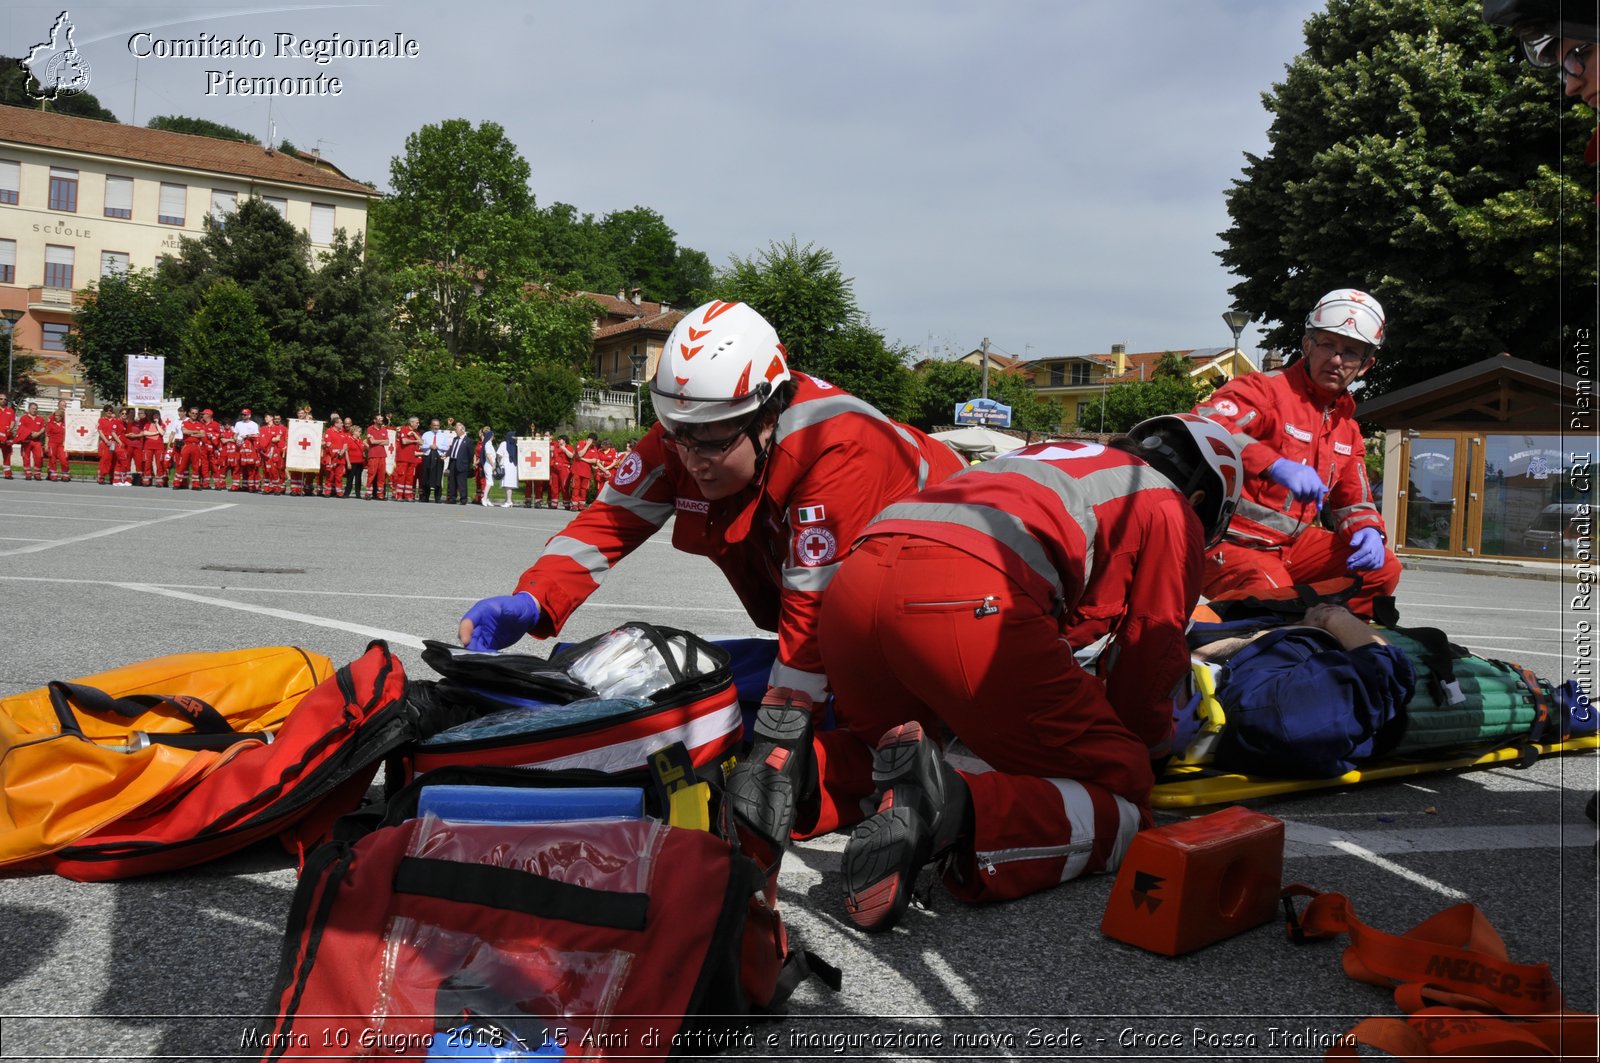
[0,537,50,542]
[113,582,429,649]
[1328,839,1469,899]
[1283,819,1597,899]
[0,574,753,614]
[0,497,203,512]
[0,503,234,556]
[2,513,151,523]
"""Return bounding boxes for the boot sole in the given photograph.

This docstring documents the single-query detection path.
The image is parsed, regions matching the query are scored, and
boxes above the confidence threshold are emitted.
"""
[843,806,922,932]
[724,704,813,849]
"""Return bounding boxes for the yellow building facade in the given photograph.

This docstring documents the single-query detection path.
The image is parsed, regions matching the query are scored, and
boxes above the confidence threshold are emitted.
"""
[1,108,375,400]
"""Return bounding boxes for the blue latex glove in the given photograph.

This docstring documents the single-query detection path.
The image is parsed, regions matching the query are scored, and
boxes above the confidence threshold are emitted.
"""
[1346,527,1386,571]
[458,591,541,651]
[1266,458,1329,508]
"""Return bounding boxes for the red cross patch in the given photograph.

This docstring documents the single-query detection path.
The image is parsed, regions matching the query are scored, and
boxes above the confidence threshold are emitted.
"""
[138,375,153,388]
[796,526,837,567]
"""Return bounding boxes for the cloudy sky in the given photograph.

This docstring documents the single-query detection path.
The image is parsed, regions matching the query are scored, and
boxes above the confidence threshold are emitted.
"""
[4,0,1330,361]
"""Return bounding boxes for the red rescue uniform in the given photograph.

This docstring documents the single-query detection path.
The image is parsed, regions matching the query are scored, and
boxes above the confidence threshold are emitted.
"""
[1195,360,1399,615]
[365,424,389,499]
[393,424,420,500]
[16,412,47,479]
[174,418,208,488]
[513,373,965,834]
[44,414,68,480]
[820,441,1200,902]
[96,413,121,484]
[0,405,15,478]
[568,438,596,509]
[544,438,571,507]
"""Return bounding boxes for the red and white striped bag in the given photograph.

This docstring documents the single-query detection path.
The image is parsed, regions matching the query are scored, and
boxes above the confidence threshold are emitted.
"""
[399,625,742,785]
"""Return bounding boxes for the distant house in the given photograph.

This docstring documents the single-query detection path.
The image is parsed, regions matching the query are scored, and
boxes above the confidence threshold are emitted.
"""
[578,288,684,389]
[0,108,376,402]
[1026,344,1258,431]
[911,347,1030,377]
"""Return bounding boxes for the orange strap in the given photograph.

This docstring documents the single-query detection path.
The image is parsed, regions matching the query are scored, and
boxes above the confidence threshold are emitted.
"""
[1281,885,1597,1061]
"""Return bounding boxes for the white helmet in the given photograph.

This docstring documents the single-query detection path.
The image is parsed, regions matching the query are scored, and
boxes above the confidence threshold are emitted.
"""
[650,300,791,430]
[1305,289,1385,349]
[1127,413,1244,548]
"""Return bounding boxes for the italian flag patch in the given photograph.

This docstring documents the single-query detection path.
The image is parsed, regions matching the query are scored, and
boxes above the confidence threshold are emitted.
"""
[796,504,826,524]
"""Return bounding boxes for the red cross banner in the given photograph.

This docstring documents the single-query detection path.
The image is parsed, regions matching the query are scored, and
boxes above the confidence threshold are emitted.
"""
[518,435,551,482]
[65,409,99,455]
[386,428,397,475]
[285,419,325,473]
[125,354,165,407]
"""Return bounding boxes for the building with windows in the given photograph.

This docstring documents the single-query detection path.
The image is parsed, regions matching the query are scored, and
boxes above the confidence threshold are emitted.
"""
[579,288,685,388]
[1,107,376,400]
[1026,344,1258,431]
[1358,354,1588,563]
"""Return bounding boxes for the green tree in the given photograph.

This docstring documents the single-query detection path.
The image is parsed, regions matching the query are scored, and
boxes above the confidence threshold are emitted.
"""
[712,238,915,416]
[533,203,622,293]
[507,359,584,430]
[1074,375,1202,435]
[1220,0,1595,394]
[393,345,514,430]
[172,280,280,413]
[160,197,313,346]
[908,359,1059,434]
[298,230,399,416]
[66,269,186,403]
[0,59,119,120]
[369,119,540,361]
[146,115,256,142]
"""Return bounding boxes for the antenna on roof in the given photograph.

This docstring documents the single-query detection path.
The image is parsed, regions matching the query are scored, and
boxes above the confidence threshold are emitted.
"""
[264,99,275,153]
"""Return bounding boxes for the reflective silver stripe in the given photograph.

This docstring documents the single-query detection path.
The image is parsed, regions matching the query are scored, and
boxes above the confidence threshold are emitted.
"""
[541,535,611,581]
[782,561,839,593]
[768,661,829,702]
[597,482,674,525]
[874,500,1065,600]
[982,458,1176,576]
[916,456,930,489]
[1331,502,1381,535]
[1234,497,1304,535]
[777,393,887,438]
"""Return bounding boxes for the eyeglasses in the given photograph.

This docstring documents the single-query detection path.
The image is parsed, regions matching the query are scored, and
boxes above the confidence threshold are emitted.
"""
[664,424,749,460]
[1522,35,1595,77]
[1308,335,1375,363]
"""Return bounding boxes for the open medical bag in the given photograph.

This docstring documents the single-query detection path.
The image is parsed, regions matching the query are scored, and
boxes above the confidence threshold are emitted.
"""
[263,759,838,1062]
[0,641,411,880]
[400,624,743,783]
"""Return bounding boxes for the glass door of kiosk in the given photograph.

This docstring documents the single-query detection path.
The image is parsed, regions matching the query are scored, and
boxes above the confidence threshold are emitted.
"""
[1398,433,1471,555]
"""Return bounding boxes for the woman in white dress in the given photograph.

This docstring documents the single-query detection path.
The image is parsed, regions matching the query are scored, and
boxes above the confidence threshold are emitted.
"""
[482,429,519,507]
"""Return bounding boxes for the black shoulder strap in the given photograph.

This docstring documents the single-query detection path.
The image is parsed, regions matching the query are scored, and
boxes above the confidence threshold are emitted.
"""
[46,681,234,738]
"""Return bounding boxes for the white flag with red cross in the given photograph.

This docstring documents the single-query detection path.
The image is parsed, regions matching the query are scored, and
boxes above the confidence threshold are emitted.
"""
[285,420,325,473]
[65,409,99,455]
[518,435,551,482]
[125,354,165,406]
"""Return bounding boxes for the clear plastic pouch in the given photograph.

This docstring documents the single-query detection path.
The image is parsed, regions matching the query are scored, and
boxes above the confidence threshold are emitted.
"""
[408,815,666,894]
[366,817,668,1059]
[372,918,631,1060]
[420,696,653,746]
[564,628,718,701]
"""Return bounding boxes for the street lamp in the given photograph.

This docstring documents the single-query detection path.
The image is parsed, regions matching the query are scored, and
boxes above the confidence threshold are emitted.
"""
[629,350,647,428]
[1222,308,1251,354]
[1,308,23,396]
[376,365,389,417]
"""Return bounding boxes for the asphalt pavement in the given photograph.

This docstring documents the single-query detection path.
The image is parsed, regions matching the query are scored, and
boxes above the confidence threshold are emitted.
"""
[0,477,1594,1062]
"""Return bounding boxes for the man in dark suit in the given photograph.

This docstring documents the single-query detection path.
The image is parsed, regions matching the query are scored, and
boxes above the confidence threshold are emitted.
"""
[444,423,472,504]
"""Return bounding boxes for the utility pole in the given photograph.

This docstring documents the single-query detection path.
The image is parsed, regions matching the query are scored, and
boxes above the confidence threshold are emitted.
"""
[981,337,990,400]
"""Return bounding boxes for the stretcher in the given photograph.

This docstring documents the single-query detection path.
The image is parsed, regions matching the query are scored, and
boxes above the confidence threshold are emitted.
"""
[1154,659,1599,808]
[1155,734,1599,808]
